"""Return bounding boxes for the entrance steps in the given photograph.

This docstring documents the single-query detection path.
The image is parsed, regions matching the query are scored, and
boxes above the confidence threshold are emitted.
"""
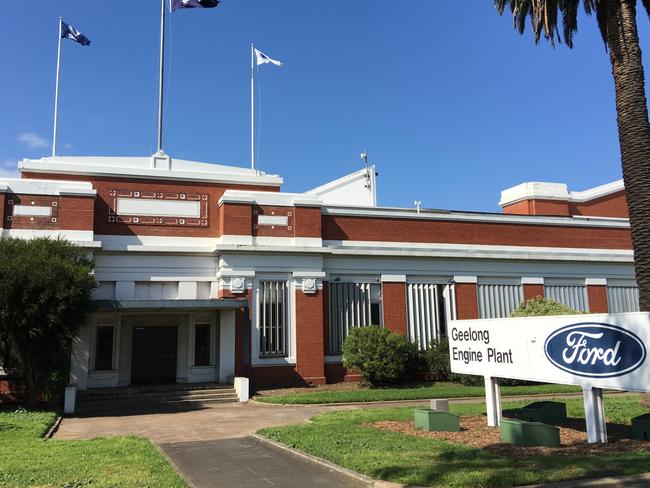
[75,382,239,415]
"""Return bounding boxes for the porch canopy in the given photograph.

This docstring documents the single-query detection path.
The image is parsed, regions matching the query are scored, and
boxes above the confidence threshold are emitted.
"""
[94,298,247,311]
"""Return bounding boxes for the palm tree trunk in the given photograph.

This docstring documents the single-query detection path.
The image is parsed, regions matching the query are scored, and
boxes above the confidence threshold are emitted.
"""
[606,0,650,311]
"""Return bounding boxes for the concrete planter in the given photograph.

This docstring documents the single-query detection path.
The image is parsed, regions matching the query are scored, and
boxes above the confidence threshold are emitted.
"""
[631,413,650,441]
[414,408,460,432]
[500,418,561,447]
[519,401,567,425]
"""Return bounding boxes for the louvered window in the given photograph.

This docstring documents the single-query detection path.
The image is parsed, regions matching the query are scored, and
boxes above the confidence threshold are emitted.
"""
[259,281,288,357]
[407,283,445,349]
[328,282,381,354]
[544,280,589,312]
[607,281,640,313]
[477,280,524,319]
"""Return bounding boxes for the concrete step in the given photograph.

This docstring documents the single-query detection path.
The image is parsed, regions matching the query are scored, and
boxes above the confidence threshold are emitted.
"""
[78,388,237,403]
[75,394,239,415]
[78,382,233,398]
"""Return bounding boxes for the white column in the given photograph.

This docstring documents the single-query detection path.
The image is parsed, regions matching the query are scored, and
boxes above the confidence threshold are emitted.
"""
[219,310,236,383]
[583,387,608,443]
[484,376,502,427]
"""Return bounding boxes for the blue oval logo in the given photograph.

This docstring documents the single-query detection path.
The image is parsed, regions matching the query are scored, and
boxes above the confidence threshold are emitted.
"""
[544,322,646,378]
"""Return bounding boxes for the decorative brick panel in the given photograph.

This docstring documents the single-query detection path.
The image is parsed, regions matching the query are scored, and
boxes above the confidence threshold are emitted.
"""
[4,195,59,230]
[587,285,609,313]
[253,205,294,237]
[23,172,278,238]
[295,290,326,384]
[455,283,479,320]
[382,282,407,336]
[523,284,545,302]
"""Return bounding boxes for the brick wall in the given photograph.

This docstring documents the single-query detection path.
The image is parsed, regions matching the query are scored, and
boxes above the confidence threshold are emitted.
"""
[523,284,545,302]
[322,215,631,250]
[23,172,277,238]
[295,290,326,385]
[455,283,479,320]
[3,194,94,231]
[382,282,407,336]
[588,285,609,313]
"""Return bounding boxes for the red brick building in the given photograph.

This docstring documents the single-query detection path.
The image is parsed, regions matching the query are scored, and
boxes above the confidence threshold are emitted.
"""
[0,155,638,391]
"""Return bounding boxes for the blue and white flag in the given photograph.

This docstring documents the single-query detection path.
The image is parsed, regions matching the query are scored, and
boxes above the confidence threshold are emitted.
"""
[171,0,220,11]
[61,21,91,46]
[254,48,283,67]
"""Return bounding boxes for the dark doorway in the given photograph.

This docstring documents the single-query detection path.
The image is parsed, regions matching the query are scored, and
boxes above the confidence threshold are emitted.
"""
[131,326,178,385]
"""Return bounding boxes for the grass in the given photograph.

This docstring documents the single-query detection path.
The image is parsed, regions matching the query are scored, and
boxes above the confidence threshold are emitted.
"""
[255,381,582,404]
[258,395,650,487]
[0,408,187,488]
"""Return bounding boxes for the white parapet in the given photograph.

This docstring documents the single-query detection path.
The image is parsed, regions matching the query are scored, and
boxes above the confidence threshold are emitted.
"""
[64,384,78,415]
[234,377,249,402]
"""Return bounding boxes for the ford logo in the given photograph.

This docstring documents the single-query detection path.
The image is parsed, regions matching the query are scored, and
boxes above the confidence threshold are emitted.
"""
[544,323,646,378]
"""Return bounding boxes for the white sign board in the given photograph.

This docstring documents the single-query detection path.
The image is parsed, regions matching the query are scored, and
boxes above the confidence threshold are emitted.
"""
[449,312,650,393]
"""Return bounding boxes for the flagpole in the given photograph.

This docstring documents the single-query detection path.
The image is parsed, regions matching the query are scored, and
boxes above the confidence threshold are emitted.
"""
[251,43,255,171]
[52,17,63,158]
[157,0,166,153]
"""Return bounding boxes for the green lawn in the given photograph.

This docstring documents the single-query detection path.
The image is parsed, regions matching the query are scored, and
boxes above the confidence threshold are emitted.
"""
[258,395,650,488]
[0,408,187,488]
[255,382,582,404]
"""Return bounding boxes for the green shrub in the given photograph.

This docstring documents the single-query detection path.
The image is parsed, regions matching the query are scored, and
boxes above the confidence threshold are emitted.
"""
[423,337,451,381]
[511,296,582,317]
[342,326,423,386]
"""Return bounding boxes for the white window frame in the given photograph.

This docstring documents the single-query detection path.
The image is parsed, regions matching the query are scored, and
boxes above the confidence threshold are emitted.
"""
[252,275,296,366]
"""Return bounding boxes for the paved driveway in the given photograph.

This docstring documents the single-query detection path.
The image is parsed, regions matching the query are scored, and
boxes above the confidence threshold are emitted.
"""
[56,402,370,487]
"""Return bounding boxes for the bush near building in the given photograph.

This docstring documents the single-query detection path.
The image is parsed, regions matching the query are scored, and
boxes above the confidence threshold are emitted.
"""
[511,296,583,317]
[342,326,423,386]
[0,237,97,406]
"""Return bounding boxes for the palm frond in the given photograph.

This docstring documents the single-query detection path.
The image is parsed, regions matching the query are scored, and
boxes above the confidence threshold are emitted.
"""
[494,0,587,48]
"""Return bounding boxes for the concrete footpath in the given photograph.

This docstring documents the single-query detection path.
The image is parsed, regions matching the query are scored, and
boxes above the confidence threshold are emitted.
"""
[55,393,647,488]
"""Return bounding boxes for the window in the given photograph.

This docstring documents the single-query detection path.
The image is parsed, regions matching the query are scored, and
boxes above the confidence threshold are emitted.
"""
[95,326,114,371]
[607,280,640,313]
[259,281,288,357]
[477,280,524,319]
[544,279,589,312]
[407,283,446,349]
[194,323,211,366]
[328,282,382,354]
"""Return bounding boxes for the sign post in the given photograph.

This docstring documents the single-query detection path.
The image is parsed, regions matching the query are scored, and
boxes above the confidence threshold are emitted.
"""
[448,312,650,443]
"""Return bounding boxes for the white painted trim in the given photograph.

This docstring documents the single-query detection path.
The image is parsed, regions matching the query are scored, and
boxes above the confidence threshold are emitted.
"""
[0,177,95,197]
[1,229,98,245]
[19,157,283,187]
[96,234,219,252]
[522,277,545,285]
[381,274,407,283]
[257,215,289,226]
[586,278,608,286]
[219,190,322,207]
[13,205,52,217]
[454,275,478,284]
[218,235,323,248]
[500,180,624,207]
[116,198,201,218]
[322,206,629,228]
[322,240,634,263]
[292,271,327,279]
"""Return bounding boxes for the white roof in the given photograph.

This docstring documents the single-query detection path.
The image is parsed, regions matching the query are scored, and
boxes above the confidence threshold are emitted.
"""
[19,155,283,187]
[499,180,624,207]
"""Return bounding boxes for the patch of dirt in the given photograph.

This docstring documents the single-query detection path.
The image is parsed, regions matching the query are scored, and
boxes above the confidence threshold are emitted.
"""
[370,416,650,456]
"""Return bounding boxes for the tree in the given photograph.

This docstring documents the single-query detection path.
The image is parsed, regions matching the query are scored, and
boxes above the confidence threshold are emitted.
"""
[495,0,650,311]
[0,237,96,407]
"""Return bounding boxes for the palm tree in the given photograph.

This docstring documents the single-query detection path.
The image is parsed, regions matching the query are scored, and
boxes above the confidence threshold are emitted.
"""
[495,0,650,312]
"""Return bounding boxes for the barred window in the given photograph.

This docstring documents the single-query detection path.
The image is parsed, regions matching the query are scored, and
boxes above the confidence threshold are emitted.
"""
[477,280,524,319]
[329,282,381,354]
[259,281,288,357]
[607,280,640,313]
[544,279,589,312]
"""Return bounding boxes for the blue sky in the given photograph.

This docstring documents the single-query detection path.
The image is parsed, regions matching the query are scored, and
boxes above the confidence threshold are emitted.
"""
[1,1,648,211]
